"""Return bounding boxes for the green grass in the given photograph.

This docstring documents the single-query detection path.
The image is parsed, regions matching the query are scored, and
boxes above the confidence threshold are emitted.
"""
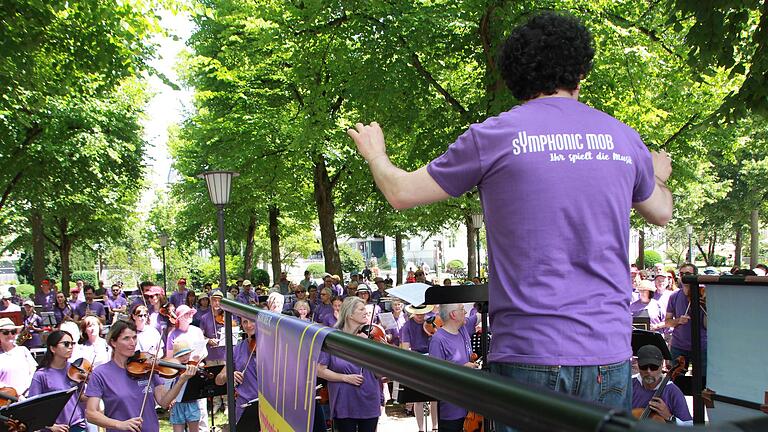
[158,409,231,432]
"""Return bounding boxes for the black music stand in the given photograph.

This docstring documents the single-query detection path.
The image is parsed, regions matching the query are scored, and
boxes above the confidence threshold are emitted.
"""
[237,398,260,432]
[0,387,76,432]
[180,365,226,432]
[631,329,671,360]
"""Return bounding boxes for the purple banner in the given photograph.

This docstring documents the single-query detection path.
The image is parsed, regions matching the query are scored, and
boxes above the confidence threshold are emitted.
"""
[256,311,334,432]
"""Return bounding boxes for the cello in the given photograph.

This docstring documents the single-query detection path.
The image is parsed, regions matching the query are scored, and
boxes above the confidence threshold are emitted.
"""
[632,356,687,422]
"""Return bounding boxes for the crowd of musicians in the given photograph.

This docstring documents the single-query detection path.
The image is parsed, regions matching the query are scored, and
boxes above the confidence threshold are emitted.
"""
[0,260,740,431]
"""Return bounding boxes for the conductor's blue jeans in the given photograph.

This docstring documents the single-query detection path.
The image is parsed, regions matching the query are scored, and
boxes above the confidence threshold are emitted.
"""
[489,360,632,432]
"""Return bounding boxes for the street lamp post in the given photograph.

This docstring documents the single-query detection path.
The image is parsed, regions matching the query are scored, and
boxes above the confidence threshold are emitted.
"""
[159,234,169,293]
[198,170,239,431]
[471,214,484,280]
[686,225,693,263]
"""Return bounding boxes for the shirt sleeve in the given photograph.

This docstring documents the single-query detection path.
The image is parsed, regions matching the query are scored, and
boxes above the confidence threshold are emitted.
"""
[631,134,655,203]
[426,126,483,197]
[27,371,45,397]
[84,370,104,398]
[428,334,446,360]
[318,351,330,366]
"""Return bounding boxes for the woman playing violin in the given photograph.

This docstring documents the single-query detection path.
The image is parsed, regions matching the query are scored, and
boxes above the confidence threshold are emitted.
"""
[214,315,259,426]
[84,320,197,432]
[28,330,88,432]
[0,317,37,398]
[317,297,382,432]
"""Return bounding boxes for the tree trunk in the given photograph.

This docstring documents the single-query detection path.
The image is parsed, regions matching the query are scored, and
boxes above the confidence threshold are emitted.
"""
[268,205,281,281]
[637,228,645,269]
[243,214,257,279]
[734,228,742,267]
[750,209,759,268]
[395,234,404,285]
[313,153,342,276]
[59,219,72,296]
[466,214,477,279]
[31,211,46,291]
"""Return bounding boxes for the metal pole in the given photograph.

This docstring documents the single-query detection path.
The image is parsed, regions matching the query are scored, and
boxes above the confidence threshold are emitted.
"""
[218,205,237,432]
[688,232,693,263]
[161,246,167,293]
[476,227,481,279]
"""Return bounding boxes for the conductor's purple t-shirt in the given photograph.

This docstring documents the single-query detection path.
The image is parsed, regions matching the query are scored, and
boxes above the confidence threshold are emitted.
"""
[427,97,655,365]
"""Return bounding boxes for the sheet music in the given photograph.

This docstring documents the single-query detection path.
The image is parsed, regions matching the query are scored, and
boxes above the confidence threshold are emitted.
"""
[385,283,431,306]
[217,326,240,347]
[378,312,397,330]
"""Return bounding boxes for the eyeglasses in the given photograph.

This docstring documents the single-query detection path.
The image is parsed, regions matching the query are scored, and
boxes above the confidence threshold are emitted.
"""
[135,313,148,318]
[58,341,75,348]
[639,364,660,371]
[1,329,18,335]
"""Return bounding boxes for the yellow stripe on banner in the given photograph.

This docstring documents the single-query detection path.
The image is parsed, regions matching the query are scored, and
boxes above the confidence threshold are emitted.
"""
[304,328,327,432]
[295,323,320,409]
[282,342,288,415]
[273,315,284,384]
[259,391,296,432]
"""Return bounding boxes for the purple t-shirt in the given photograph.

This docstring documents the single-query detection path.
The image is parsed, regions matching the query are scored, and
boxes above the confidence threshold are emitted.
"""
[35,290,56,312]
[400,319,431,354]
[85,359,163,432]
[29,364,86,428]
[630,298,664,329]
[322,313,338,328]
[666,290,707,351]
[631,376,692,421]
[427,97,655,365]
[169,289,189,308]
[233,338,259,422]
[197,310,225,361]
[318,351,381,419]
[384,313,407,347]
[106,296,128,313]
[75,301,106,319]
[429,325,473,420]
[236,291,256,305]
[314,303,334,324]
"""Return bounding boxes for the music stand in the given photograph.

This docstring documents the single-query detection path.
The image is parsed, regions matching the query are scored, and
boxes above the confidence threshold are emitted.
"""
[39,311,56,327]
[631,329,671,360]
[180,365,226,432]
[0,387,76,432]
[237,398,260,432]
[632,316,651,331]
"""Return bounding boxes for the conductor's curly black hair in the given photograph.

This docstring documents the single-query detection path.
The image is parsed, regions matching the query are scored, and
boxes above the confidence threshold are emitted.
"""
[498,12,595,101]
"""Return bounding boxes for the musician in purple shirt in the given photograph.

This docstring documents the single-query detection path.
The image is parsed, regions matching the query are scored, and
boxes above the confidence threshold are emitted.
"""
[428,304,480,432]
[214,315,259,425]
[235,280,257,305]
[168,278,189,308]
[74,285,106,324]
[34,279,56,312]
[28,330,87,432]
[399,304,437,430]
[318,297,381,432]
[630,280,664,331]
[85,320,197,432]
[663,263,707,374]
[197,291,226,362]
[631,345,692,425]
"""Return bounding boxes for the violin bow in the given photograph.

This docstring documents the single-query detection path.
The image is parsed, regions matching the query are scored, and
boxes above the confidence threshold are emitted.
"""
[240,334,257,375]
[138,338,164,419]
[67,352,98,427]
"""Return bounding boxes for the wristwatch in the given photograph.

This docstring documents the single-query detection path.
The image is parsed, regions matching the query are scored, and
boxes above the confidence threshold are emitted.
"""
[666,415,675,423]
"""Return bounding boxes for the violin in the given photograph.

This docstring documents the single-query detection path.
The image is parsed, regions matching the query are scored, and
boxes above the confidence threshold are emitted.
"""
[159,303,177,325]
[67,357,93,384]
[0,413,26,432]
[359,323,387,343]
[0,387,19,407]
[215,309,237,327]
[632,356,687,422]
[423,315,443,336]
[125,351,211,380]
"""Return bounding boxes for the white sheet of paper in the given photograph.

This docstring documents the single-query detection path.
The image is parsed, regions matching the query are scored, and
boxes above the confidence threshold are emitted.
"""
[385,283,432,306]
[378,312,397,330]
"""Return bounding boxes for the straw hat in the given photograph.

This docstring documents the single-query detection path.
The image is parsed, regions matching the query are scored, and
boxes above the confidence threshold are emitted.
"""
[0,317,22,330]
[405,304,434,315]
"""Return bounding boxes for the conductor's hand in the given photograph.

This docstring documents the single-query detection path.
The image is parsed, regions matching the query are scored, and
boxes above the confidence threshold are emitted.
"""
[651,151,672,183]
[49,425,70,432]
[119,417,143,432]
[347,122,387,163]
[343,374,364,386]
[677,315,690,325]
[233,370,244,386]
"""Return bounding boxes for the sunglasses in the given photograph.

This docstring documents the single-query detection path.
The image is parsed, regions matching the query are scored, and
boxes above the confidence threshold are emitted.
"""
[639,364,660,371]
[1,329,18,336]
[145,294,158,298]
[58,341,75,348]
[135,313,148,318]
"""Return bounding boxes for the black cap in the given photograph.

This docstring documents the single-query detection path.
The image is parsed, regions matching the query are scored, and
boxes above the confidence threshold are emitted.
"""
[637,345,663,367]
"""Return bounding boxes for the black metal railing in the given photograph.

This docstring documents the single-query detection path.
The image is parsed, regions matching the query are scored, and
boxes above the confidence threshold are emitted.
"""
[220,298,767,432]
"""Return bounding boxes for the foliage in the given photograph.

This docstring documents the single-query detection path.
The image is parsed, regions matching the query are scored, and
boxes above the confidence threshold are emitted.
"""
[339,244,365,275]
[446,259,465,273]
[14,250,60,284]
[306,263,326,278]
[251,269,270,287]
[637,250,662,268]
[377,255,391,270]
[196,255,243,286]
[71,271,97,287]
